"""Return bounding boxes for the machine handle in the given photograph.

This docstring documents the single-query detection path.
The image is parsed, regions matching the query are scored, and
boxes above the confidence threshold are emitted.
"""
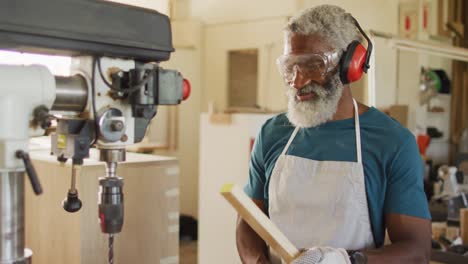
[16,150,43,195]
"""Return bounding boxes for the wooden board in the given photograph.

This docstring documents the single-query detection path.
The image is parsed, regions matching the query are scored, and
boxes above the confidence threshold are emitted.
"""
[209,113,232,124]
[198,113,274,263]
[461,209,468,245]
[220,184,300,263]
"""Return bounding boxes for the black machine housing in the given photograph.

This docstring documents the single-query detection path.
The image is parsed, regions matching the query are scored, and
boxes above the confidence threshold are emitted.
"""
[0,0,174,62]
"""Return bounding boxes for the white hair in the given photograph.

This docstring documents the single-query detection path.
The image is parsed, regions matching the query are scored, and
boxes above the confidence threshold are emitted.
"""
[285,5,361,51]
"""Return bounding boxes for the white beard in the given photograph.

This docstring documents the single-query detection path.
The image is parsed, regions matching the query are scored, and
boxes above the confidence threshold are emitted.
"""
[286,74,344,128]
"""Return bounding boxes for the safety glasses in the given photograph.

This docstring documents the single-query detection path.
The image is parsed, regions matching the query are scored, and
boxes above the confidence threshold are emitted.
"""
[276,51,341,83]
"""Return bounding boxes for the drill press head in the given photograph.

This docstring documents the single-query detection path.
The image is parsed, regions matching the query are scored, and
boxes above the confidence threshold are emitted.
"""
[0,1,191,262]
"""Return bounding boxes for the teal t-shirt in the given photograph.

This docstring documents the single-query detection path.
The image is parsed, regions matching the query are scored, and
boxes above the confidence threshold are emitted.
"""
[244,107,430,248]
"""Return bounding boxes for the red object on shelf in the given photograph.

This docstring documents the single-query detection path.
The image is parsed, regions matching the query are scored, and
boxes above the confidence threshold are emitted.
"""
[405,15,411,31]
[423,5,428,29]
[417,135,431,156]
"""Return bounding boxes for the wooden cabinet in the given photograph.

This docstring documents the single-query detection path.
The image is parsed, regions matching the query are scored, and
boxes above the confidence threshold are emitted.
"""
[25,149,179,264]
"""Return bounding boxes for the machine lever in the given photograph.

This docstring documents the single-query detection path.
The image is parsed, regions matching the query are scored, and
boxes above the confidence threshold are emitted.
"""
[63,191,82,213]
[16,150,43,195]
[63,163,83,212]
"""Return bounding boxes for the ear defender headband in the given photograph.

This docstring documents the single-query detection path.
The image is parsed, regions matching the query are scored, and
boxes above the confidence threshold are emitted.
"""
[339,16,373,84]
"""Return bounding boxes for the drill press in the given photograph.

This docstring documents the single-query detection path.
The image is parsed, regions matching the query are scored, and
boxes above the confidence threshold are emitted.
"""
[0,1,190,263]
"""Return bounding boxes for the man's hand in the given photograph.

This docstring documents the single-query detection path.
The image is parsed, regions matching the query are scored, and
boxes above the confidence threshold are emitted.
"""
[236,199,270,264]
[363,214,431,264]
[292,247,351,264]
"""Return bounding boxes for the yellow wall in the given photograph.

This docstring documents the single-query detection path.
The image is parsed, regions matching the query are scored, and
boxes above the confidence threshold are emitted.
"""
[105,0,169,15]
[200,0,402,113]
[203,18,288,112]
[152,20,204,218]
[191,0,297,24]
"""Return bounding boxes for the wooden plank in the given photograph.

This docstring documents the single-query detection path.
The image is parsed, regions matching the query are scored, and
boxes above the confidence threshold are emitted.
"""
[209,113,232,124]
[465,0,468,48]
[431,250,468,264]
[455,0,463,23]
[438,0,451,37]
[447,22,464,38]
[220,184,300,263]
[461,209,468,245]
[126,142,170,153]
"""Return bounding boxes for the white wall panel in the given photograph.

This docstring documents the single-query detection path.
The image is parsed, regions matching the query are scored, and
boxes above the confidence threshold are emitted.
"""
[191,0,296,24]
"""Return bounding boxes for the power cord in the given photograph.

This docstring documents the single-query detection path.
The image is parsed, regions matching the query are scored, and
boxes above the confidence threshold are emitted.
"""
[90,57,100,146]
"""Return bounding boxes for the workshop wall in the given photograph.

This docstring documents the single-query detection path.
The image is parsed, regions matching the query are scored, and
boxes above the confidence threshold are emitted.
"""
[193,0,300,113]
[191,0,297,25]
[200,0,401,113]
[106,0,169,15]
[299,0,399,33]
[154,19,204,218]
[203,18,288,112]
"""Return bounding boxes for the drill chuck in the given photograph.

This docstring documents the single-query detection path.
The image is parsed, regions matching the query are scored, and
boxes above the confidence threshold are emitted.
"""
[98,177,124,234]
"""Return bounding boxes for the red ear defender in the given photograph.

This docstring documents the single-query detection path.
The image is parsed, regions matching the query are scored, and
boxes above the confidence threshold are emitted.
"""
[340,41,367,84]
[339,16,373,85]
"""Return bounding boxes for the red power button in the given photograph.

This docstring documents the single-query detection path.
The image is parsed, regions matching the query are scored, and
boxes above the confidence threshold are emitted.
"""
[182,78,191,101]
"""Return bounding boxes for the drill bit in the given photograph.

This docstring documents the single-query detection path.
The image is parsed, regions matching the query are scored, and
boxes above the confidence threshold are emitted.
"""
[108,234,114,264]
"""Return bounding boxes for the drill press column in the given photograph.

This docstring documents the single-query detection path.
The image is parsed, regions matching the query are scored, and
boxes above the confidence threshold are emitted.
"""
[0,64,55,264]
[0,172,33,264]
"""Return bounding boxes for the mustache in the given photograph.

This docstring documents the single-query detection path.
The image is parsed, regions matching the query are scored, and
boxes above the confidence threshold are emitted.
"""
[286,76,339,100]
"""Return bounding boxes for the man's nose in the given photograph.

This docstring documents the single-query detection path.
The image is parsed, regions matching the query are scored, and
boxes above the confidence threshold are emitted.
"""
[288,66,311,89]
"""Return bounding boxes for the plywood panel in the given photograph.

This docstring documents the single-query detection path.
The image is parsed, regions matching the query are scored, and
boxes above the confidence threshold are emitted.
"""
[198,113,274,263]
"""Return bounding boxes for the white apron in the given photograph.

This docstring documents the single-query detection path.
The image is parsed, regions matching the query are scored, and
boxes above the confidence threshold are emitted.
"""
[268,99,374,262]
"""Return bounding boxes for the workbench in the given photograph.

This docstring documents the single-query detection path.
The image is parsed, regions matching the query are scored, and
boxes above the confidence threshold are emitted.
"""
[25,149,179,264]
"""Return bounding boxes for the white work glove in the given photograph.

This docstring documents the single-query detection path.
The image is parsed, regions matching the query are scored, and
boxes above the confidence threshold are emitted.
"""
[292,247,351,264]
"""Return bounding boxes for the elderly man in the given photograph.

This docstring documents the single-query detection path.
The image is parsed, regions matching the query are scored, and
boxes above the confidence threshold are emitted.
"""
[236,5,431,264]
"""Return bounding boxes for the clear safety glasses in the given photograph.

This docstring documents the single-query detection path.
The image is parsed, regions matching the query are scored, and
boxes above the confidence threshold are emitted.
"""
[276,51,342,83]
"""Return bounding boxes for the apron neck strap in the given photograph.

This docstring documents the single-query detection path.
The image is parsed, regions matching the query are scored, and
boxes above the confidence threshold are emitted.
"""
[353,98,362,164]
[282,99,362,163]
[282,126,300,155]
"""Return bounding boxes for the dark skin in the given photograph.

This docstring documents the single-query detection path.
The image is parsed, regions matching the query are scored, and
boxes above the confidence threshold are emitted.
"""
[236,33,431,264]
